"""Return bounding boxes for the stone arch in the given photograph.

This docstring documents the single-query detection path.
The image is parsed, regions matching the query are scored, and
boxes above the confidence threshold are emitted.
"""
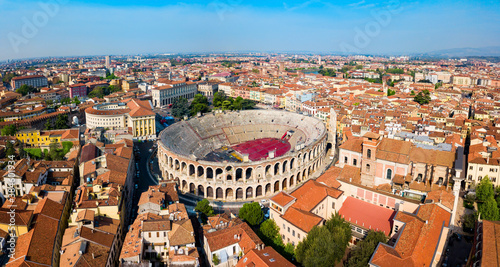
[227,173,233,181]
[197,166,204,178]
[303,169,307,181]
[303,153,307,163]
[175,159,180,171]
[246,187,253,199]
[169,157,173,169]
[245,168,253,180]
[207,186,214,198]
[216,187,223,199]
[282,178,288,190]
[265,183,271,195]
[181,162,187,174]
[189,164,195,176]
[206,167,214,179]
[216,168,223,179]
[197,185,204,197]
[297,172,302,183]
[226,188,234,200]
[256,185,263,197]
[182,180,188,192]
[189,183,195,194]
[290,158,295,170]
[274,181,280,192]
[282,160,288,174]
[274,162,280,176]
[308,165,312,176]
[308,150,312,162]
[290,175,294,187]
[265,165,272,177]
[236,188,244,200]
[236,168,243,181]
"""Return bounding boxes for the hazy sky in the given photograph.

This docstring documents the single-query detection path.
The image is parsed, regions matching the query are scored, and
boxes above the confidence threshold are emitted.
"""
[0,0,499,61]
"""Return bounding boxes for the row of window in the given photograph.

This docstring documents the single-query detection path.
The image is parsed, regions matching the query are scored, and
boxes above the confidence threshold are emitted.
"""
[469,166,498,172]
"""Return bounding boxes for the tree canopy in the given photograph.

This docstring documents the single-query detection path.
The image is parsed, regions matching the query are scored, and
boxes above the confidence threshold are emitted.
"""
[238,202,264,226]
[88,85,121,99]
[296,213,351,267]
[318,68,336,77]
[55,114,69,129]
[476,176,494,202]
[413,90,431,105]
[213,92,256,111]
[346,231,386,267]
[1,124,18,136]
[195,199,214,218]
[171,97,190,118]
[190,94,210,116]
[16,84,38,96]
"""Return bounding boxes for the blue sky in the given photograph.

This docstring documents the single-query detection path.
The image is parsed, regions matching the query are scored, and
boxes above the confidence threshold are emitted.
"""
[0,0,499,61]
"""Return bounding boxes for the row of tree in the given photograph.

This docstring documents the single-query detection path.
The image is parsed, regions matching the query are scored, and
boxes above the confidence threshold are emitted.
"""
[88,85,121,99]
[212,92,256,111]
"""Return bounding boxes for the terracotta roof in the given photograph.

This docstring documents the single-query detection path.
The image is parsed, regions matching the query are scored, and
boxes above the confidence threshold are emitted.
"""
[370,204,451,267]
[270,192,295,207]
[481,220,500,266]
[338,197,396,235]
[205,222,263,253]
[236,246,295,267]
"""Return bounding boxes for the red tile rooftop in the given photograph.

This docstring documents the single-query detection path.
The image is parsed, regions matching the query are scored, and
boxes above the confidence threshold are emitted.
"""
[338,196,396,235]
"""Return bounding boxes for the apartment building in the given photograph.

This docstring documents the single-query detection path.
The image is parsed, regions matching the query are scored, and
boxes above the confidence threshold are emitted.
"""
[10,75,48,89]
[152,80,197,108]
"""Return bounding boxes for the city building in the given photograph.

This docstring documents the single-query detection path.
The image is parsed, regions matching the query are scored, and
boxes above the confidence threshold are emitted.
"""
[85,99,156,140]
[10,75,48,89]
[152,80,198,107]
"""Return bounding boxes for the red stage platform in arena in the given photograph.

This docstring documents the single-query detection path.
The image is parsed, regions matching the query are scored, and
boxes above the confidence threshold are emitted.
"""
[232,138,291,161]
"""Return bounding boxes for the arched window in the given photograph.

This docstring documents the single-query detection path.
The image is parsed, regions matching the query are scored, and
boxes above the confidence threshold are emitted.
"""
[386,169,392,179]
[353,159,357,166]
[417,174,423,182]
[367,149,372,159]
[366,164,370,172]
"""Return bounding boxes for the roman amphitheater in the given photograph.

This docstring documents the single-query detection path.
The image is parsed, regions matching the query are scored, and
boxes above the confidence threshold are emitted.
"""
[157,110,332,201]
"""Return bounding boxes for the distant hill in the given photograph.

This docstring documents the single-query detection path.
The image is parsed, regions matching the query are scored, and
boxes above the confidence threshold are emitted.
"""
[421,46,500,57]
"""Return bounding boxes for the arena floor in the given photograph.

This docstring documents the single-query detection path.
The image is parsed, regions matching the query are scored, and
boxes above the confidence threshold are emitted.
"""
[232,138,291,161]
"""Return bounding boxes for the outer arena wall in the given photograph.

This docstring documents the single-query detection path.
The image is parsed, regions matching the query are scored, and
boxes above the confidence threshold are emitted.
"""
[157,110,329,201]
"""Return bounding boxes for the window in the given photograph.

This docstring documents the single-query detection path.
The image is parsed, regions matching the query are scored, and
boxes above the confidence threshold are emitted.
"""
[438,177,444,185]
[479,176,483,181]
[490,168,495,173]
[366,164,370,172]
[386,169,392,179]
[292,230,295,236]
[367,149,372,159]
[479,167,483,171]
[416,173,423,182]
[298,233,300,239]
[469,166,473,170]
[468,175,472,181]
[332,202,335,209]
[288,227,290,232]
[344,157,348,164]
[394,225,399,233]
[353,159,357,166]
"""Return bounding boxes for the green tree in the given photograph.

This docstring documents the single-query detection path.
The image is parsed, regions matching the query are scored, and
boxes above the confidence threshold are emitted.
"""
[462,213,478,233]
[318,68,337,77]
[435,82,443,89]
[46,99,53,106]
[5,141,15,158]
[16,84,38,96]
[195,199,214,217]
[212,254,220,265]
[238,202,264,226]
[479,197,499,221]
[387,89,396,96]
[213,91,228,108]
[1,125,18,136]
[18,141,26,159]
[72,97,81,105]
[189,94,210,116]
[476,176,494,202]
[258,219,280,243]
[413,90,431,105]
[346,231,386,267]
[296,213,351,267]
[55,114,69,129]
[61,97,72,105]
[44,120,53,130]
[171,97,190,118]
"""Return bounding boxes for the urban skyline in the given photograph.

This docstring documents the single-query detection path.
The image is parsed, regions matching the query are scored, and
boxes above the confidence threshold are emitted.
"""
[1,0,500,61]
